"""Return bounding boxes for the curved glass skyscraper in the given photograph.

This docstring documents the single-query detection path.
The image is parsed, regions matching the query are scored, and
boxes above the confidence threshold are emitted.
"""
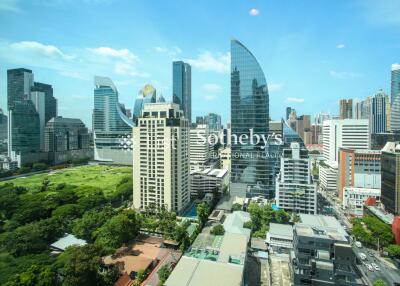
[93,76,134,165]
[230,39,270,197]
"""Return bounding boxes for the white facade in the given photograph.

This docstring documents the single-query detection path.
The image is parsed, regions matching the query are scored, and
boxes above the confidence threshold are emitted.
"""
[342,187,381,216]
[190,168,229,198]
[133,103,190,213]
[276,142,317,214]
[219,147,231,170]
[266,223,294,253]
[189,124,210,171]
[319,161,338,192]
[322,119,370,162]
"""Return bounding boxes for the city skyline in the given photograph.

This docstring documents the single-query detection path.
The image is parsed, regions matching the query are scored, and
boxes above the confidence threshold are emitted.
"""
[0,0,399,127]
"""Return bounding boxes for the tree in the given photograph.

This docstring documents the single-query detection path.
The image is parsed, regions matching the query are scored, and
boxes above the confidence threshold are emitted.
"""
[95,210,141,249]
[136,269,147,283]
[72,207,115,242]
[274,209,290,223]
[3,265,59,286]
[158,264,171,283]
[373,279,387,286]
[59,244,105,286]
[196,203,210,227]
[385,244,400,258]
[210,224,225,235]
[231,203,242,212]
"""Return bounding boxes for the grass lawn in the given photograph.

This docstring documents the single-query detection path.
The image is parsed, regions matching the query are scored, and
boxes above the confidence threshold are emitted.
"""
[0,165,132,196]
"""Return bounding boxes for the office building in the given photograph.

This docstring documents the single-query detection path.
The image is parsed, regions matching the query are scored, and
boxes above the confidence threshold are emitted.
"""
[391,64,400,131]
[339,99,353,119]
[371,90,390,134]
[190,168,229,199]
[7,68,37,155]
[322,119,370,163]
[276,142,317,214]
[206,113,222,130]
[189,124,210,171]
[219,147,231,170]
[45,116,91,164]
[0,109,7,153]
[291,215,364,285]
[381,142,400,214]
[132,103,190,213]
[342,187,381,216]
[230,39,270,198]
[173,61,191,123]
[133,84,157,119]
[371,132,400,150]
[286,107,293,120]
[92,76,134,165]
[338,148,381,201]
[319,161,338,193]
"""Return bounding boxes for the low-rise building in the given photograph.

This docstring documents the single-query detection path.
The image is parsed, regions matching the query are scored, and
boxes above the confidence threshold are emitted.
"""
[190,168,229,199]
[291,215,365,285]
[342,187,381,216]
[266,223,294,253]
[319,160,338,193]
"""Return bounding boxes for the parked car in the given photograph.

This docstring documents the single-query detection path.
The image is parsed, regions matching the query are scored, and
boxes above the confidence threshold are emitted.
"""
[366,264,374,271]
[355,241,362,248]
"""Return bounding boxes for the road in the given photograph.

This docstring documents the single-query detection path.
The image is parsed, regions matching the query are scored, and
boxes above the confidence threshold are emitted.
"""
[318,188,400,286]
[353,245,400,286]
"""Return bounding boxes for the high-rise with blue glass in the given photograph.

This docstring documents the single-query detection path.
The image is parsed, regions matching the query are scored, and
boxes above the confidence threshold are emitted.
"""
[391,64,400,131]
[93,76,134,165]
[230,39,271,198]
[172,61,191,123]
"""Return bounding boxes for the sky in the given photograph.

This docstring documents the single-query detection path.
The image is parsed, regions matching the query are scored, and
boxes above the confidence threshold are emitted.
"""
[0,0,399,127]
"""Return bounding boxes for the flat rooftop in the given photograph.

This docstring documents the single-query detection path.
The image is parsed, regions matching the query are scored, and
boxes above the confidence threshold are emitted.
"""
[299,214,348,237]
[268,223,294,238]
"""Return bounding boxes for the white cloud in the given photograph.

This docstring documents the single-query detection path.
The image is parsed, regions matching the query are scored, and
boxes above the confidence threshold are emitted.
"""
[0,0,22,12]
[0,39,150,80]
[286,97,305,103]
[329,70,361,79]
[269,83,283,92]
[154,46,168,53]
[154,46,182,57]
[202,83,221,93]
[336,44,345,49]
[249,8,260,16]
[10,41,74,60]
[88,47,138,63]
[186,51,230,74]
[204,95,216,101]
[114,62,148,78]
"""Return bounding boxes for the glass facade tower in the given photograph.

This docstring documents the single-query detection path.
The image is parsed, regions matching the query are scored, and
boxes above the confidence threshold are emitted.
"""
[230,39,270,197]
[173,61,191,123]
[93,76,134,165]
[391,64,400,131]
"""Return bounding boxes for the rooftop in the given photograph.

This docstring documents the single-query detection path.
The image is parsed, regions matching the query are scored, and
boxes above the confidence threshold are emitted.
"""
[223,211,251,240]
[268,223,294,239]
[50,234,87,251]
[365,205,394,224]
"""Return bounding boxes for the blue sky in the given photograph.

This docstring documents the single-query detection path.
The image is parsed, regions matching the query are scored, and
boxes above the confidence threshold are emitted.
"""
[0,0,399,127]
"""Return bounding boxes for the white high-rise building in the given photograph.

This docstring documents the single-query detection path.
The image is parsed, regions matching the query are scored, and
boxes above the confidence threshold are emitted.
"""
[276,142,317,214]
[189,124,210,171]
[132,103,190,213]
[322,119,370,163]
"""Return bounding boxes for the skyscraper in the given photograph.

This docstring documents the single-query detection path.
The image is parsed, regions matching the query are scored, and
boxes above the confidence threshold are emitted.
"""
[339,99,353,119]
[230,39,270,198]
[381,142,400,215]
[391,64,400,131]
[92,76,134,165]
[7,68,41,155]
[371,89,389,134]
[132,103,190,213]
[286,107,293,120]
[276,142,316,214]
[173,61,191,123]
